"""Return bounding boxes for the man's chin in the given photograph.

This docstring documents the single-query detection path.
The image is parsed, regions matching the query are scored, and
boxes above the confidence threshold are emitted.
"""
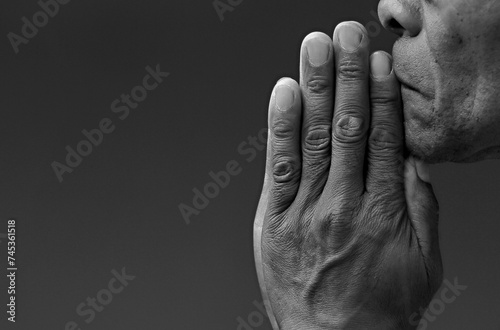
[404,136,451,164]
[405,129,499,164]
[401,88,500,164]
[403,123,459,164]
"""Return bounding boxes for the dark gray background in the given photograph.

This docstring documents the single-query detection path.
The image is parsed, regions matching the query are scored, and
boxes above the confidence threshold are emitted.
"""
[0,0,498,329]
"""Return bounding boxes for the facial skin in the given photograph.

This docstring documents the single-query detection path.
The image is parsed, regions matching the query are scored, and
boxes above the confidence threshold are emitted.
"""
[378,0,500,163]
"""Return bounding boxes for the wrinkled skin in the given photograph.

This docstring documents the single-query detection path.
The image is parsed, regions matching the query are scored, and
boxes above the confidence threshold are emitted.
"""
[379,0,500,163]
[255,0,500,328]
[254,22,443,329]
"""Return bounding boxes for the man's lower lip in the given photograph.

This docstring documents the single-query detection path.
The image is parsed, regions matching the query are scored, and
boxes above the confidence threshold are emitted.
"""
[401,84,419,107]
[400,83,430,123]
[401,82,433,100]
[401,83,427,102]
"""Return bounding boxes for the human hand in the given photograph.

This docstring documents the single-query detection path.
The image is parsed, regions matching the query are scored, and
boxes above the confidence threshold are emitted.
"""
[254,21,443,329]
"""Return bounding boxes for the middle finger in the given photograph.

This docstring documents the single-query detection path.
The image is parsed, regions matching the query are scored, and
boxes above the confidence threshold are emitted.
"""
[325,22,371,199]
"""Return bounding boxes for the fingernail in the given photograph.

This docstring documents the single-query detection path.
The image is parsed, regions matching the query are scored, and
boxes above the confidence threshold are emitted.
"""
[371,52,392,78]
[306,38,330,66]
[276,77,288,84]
[415,159,431,183]
[275,84,295,112]
[337,23,363,52]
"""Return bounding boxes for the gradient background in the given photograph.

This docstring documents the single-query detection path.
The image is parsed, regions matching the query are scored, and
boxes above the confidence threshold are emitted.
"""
[0,0,499,329]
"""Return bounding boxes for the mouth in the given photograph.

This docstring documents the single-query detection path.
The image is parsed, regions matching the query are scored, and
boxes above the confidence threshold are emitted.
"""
[392,62,432,119]
[392,53,434,100]
[400,83,422,100]
[395,69,436,102]
[393,68,420,95]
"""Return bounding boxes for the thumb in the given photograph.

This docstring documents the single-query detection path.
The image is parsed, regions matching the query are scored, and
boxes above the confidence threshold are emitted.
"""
[404,156,439,222]
[404,156,441,271]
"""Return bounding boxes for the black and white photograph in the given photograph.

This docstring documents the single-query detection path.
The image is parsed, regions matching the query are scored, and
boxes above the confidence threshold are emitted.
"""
[1,0,499,329]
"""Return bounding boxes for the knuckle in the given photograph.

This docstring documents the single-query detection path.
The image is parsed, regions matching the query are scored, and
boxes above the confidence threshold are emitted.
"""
[369,127,402,152]
[272,118,295,140]
[305,76,332,95]
[318,208,359,246]
[262,217,290,242]
[304,126,331,153]
[370,73,399,97]
[368,156,405,179]
[337,58,367,81]
[272,157,300,184]
[370,90,399,108]
[333,113,367,144]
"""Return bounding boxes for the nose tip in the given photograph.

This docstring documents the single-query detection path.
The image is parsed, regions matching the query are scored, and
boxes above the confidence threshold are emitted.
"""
[378,0,422,38]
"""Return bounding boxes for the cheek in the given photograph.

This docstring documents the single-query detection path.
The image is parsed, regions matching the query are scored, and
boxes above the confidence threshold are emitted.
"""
[405,0,500,161]
[423,4,480,120]
[435,0,500,48]
[425,6,469,62]
[426,0,490,59]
